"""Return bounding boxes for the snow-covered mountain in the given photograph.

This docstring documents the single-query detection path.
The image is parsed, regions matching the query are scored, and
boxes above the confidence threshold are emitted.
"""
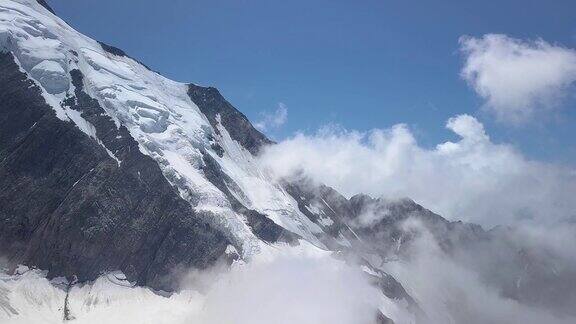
[1,1,575,323]
[0,0,327,281]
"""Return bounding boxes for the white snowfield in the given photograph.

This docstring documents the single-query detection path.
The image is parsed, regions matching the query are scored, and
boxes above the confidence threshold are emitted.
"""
[0,0,326,257]
[0,265,204,324]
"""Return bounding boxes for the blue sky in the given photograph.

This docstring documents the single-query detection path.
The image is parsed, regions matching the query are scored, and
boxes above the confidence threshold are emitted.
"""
[49,0,576,163]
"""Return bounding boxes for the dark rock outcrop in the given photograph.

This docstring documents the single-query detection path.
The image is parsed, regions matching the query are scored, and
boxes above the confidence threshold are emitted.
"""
[376,312,395,324]
[187,84,273,155]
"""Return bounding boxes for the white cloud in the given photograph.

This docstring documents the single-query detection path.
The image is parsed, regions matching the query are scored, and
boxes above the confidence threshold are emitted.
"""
[258,114,576,227]
[192,247,394,324]
[460,34,576,124]
[255,102,288,131]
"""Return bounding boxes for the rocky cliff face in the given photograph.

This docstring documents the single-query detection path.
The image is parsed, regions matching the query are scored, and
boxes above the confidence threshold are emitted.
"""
[0,51,229,291]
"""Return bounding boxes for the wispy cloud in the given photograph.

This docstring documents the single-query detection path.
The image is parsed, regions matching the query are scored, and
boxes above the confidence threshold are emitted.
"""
[255,102,288,132]
[460,34,576,124]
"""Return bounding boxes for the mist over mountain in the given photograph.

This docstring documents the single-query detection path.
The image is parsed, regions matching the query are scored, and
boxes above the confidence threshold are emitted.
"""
[1,1,575,323]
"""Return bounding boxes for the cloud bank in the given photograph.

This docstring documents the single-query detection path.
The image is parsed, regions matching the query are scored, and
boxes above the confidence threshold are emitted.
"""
[383,220,576,324]
[460,34,576,124]
[258,114,576,227]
